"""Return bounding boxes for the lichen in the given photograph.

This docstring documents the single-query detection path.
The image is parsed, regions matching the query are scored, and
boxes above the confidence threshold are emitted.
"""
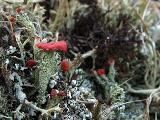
[0,86,8,113]
[16,11,36,36]
[50,0,69,33]
[94,63,125,120]
[33,47,59,105]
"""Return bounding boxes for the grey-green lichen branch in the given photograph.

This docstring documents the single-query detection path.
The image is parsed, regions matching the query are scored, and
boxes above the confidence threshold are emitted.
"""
[93,63,125,120]
[24,99,62,116]
[33,42,59,105]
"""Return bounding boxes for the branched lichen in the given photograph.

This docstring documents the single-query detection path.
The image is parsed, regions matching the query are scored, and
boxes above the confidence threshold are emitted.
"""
[94,63,125,120]
[14,5,61,106]
[16,10,36,36]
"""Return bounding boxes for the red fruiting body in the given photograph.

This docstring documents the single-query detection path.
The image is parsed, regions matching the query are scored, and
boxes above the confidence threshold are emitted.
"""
[53,41,67,52]
[9,15,15,22]
[60,59,70,72]
[16,7,22,13]
[35,41,67,52]
[26,59,37,67]
[57,91,65,96]
[97,69,105,75]
[50,89,58,97]
[108,58,115,65]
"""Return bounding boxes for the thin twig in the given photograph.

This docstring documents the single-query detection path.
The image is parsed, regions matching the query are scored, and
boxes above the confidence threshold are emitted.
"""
[142,0,151,20]
[126,83,160,95]
[0,114,12,120]
[24,100,62,116]
[81,46,97,59]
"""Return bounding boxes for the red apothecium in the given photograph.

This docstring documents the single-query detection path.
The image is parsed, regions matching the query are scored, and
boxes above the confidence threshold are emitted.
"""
[9,15,16,22]
[16,7,22,13]
[97,68,105,75]
[50,89,58,97]
[57,91,65,96]
[26,59,37,67]
[60,59,70,72]
[35,40,67,52]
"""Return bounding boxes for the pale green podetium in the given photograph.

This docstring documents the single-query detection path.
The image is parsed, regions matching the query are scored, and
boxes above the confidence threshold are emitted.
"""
[34,44,59,106]
[16,11,36,37]
[16,8,61,106]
